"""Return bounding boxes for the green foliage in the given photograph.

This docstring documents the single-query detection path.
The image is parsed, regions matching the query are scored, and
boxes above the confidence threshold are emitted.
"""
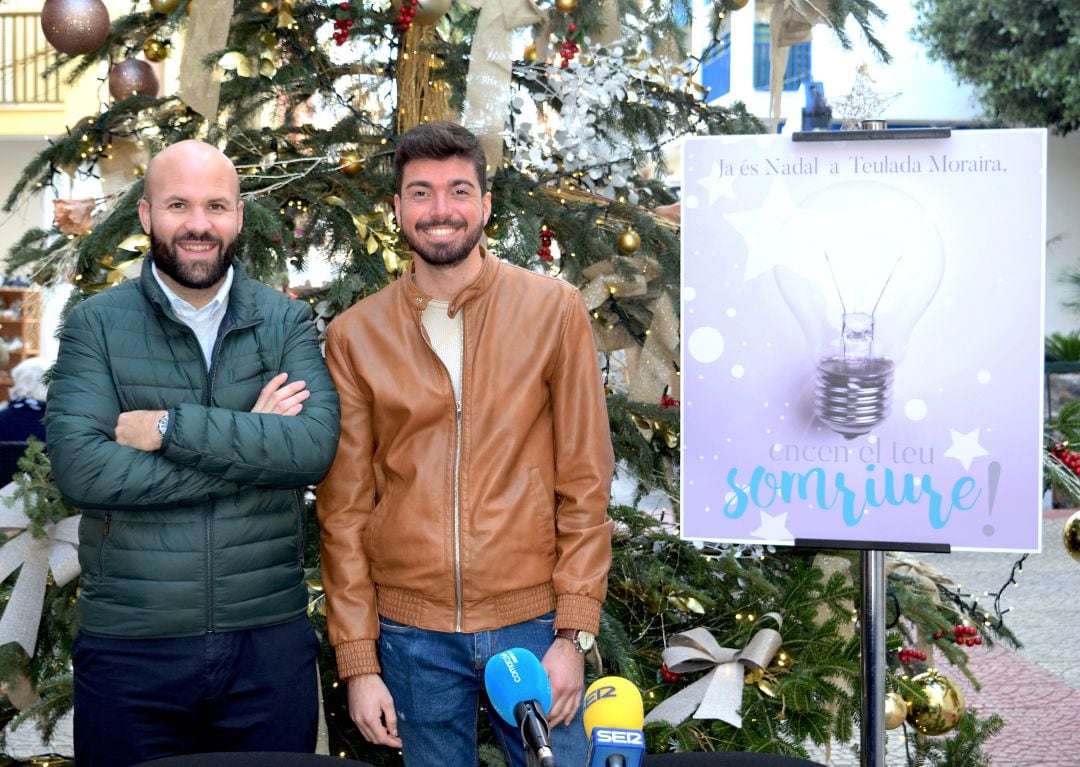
[1045,331,1080,362]
[1056,267,1080,317]
[912,0,1080,133]
[905,709,1004,767]
[0,441,79,749]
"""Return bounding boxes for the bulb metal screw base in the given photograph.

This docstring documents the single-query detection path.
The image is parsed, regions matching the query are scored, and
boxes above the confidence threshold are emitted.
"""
[814,357,895,439]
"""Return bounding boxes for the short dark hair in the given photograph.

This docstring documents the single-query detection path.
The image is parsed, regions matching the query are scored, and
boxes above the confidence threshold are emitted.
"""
[393,122,488,197]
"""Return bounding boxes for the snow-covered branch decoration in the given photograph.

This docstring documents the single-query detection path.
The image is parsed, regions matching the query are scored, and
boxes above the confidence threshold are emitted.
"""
[509,46,643,202]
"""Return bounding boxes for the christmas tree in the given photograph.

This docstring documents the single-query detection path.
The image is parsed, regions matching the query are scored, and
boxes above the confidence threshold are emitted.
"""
[0,0,1016,764]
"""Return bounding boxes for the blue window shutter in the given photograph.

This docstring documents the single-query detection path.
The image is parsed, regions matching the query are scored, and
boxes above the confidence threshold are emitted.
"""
[753,22,812,92]
[702,32,731,99]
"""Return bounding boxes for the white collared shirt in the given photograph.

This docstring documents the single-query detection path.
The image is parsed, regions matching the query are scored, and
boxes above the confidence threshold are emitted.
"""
[151,263,234,369]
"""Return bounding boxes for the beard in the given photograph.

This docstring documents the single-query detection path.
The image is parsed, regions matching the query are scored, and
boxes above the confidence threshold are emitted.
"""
[401,216,483,268]
[150,231,236,290]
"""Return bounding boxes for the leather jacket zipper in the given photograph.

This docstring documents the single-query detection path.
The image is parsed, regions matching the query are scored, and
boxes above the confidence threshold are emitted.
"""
[453,398,463,632]
[417,308,465,632]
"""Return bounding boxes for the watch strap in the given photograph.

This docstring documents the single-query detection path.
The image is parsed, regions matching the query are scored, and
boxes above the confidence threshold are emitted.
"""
[554,628,590,653]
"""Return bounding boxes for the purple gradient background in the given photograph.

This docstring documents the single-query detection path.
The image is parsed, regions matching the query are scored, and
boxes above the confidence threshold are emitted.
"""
[680,130,1046,552]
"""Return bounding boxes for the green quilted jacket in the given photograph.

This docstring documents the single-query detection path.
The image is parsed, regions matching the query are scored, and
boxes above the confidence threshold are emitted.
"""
[45,260,340,637]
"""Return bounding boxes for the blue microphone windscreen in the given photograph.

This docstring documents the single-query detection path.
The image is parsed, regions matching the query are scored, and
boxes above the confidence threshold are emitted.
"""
[484,647,553,725]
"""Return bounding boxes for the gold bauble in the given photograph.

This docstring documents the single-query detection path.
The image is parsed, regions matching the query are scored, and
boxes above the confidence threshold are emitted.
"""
[150,0,180,13]
[730,0,750,8]
[338,151,364,178]
[616,228,641,255]
[143,38,170,62]
[392,0,451,26]
[905,670,965,736]
[555,0,578,12]
[523,43,538,62]
[40,0,110,56]
[1064,510,1080,562]
[257,0,276,12]
[884,691,907,730]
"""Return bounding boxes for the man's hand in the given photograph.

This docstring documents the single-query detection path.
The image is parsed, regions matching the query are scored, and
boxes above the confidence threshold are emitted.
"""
[542,636,586,727]
[252,372,310,415]
[347,673,402,748]
[115,410,167,452]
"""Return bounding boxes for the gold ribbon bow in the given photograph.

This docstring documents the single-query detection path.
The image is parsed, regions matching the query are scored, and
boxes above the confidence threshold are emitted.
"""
[581,256,679,404]
[644,613,783,728]
[0,483,81,656]
[459,0,547,175]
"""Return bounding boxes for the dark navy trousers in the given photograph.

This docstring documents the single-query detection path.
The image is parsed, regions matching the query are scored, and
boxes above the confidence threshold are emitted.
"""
[71,615,319,767]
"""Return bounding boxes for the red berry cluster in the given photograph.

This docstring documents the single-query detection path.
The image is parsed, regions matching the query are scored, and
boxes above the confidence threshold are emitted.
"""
[1051,443,1080,475]
[661,394,680,408]
[332,2,353,45]
[896,648,927,663]
[935,624,982,647]
[395,0,419,33]
[660,663,681,682]
[537,227,554,262]
[558,25,580,68]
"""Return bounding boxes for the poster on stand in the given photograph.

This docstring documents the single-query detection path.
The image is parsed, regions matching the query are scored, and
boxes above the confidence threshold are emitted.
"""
[680,129,1046,552]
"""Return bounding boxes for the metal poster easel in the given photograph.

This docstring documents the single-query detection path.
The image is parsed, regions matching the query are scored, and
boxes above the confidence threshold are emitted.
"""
[791,123,953,767]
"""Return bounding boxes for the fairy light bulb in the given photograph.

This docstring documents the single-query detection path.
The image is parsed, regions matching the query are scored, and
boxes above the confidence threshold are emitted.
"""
[771,180,945,438]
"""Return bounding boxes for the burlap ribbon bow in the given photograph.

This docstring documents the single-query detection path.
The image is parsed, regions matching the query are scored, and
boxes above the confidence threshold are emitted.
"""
[179,0,235,119]
[580,256,679,404]
[0,483,81,656]
[644,613,783,728]
[459,0,547,175]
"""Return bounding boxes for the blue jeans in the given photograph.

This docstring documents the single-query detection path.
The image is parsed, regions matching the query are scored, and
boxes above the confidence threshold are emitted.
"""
[72,616,319,767]
[378,612,587,767]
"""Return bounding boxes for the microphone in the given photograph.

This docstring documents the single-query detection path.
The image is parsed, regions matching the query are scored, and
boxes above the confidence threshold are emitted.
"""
[484,647,557,767]
[583,676,646,767]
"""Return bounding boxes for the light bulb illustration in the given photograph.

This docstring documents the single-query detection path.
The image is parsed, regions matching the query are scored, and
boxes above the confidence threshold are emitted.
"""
[771,180,945,438]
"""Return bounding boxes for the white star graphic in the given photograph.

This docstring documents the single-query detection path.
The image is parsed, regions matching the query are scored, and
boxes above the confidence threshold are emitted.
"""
[749,510,794,542]
[943,428,990,471]
[723,180,800,282]
[696,161,736,205]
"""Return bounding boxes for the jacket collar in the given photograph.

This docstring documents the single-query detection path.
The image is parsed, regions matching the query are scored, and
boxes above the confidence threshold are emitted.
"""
[140,257,264,327]
[400,246,498,319]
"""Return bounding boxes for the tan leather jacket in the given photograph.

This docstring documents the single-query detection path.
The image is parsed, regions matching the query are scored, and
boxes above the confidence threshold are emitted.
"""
[317,252,615,678]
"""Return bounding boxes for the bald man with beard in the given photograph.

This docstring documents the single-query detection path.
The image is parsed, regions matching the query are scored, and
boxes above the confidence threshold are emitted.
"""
[45,140,340,766]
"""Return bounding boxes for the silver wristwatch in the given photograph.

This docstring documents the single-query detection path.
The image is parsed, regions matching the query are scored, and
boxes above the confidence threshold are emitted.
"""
[555,628,596,654]
[156,412,169,439]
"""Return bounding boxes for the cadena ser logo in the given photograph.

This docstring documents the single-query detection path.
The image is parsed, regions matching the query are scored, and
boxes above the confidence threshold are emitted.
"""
[595,728,645,745]
[584,684,616,709]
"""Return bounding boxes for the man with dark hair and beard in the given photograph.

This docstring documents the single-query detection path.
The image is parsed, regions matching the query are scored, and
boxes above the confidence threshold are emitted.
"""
[45,139,340,766]
[317,121,614,766]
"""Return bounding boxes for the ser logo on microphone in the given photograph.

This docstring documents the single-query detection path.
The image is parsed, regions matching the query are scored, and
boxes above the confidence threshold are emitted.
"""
[584,685,616,709]
[595,728,645,746]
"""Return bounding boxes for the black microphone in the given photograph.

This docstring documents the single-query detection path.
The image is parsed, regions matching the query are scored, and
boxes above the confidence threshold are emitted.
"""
[484,648,557,767]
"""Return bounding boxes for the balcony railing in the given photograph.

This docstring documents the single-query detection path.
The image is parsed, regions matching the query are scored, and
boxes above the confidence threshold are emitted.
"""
[0,12,62,105]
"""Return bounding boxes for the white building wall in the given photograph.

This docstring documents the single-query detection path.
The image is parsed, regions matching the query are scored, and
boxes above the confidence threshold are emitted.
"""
[692,0,1080,336]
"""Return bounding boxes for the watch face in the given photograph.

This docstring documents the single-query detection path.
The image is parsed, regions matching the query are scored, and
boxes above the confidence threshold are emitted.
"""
[577,631,596,651]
